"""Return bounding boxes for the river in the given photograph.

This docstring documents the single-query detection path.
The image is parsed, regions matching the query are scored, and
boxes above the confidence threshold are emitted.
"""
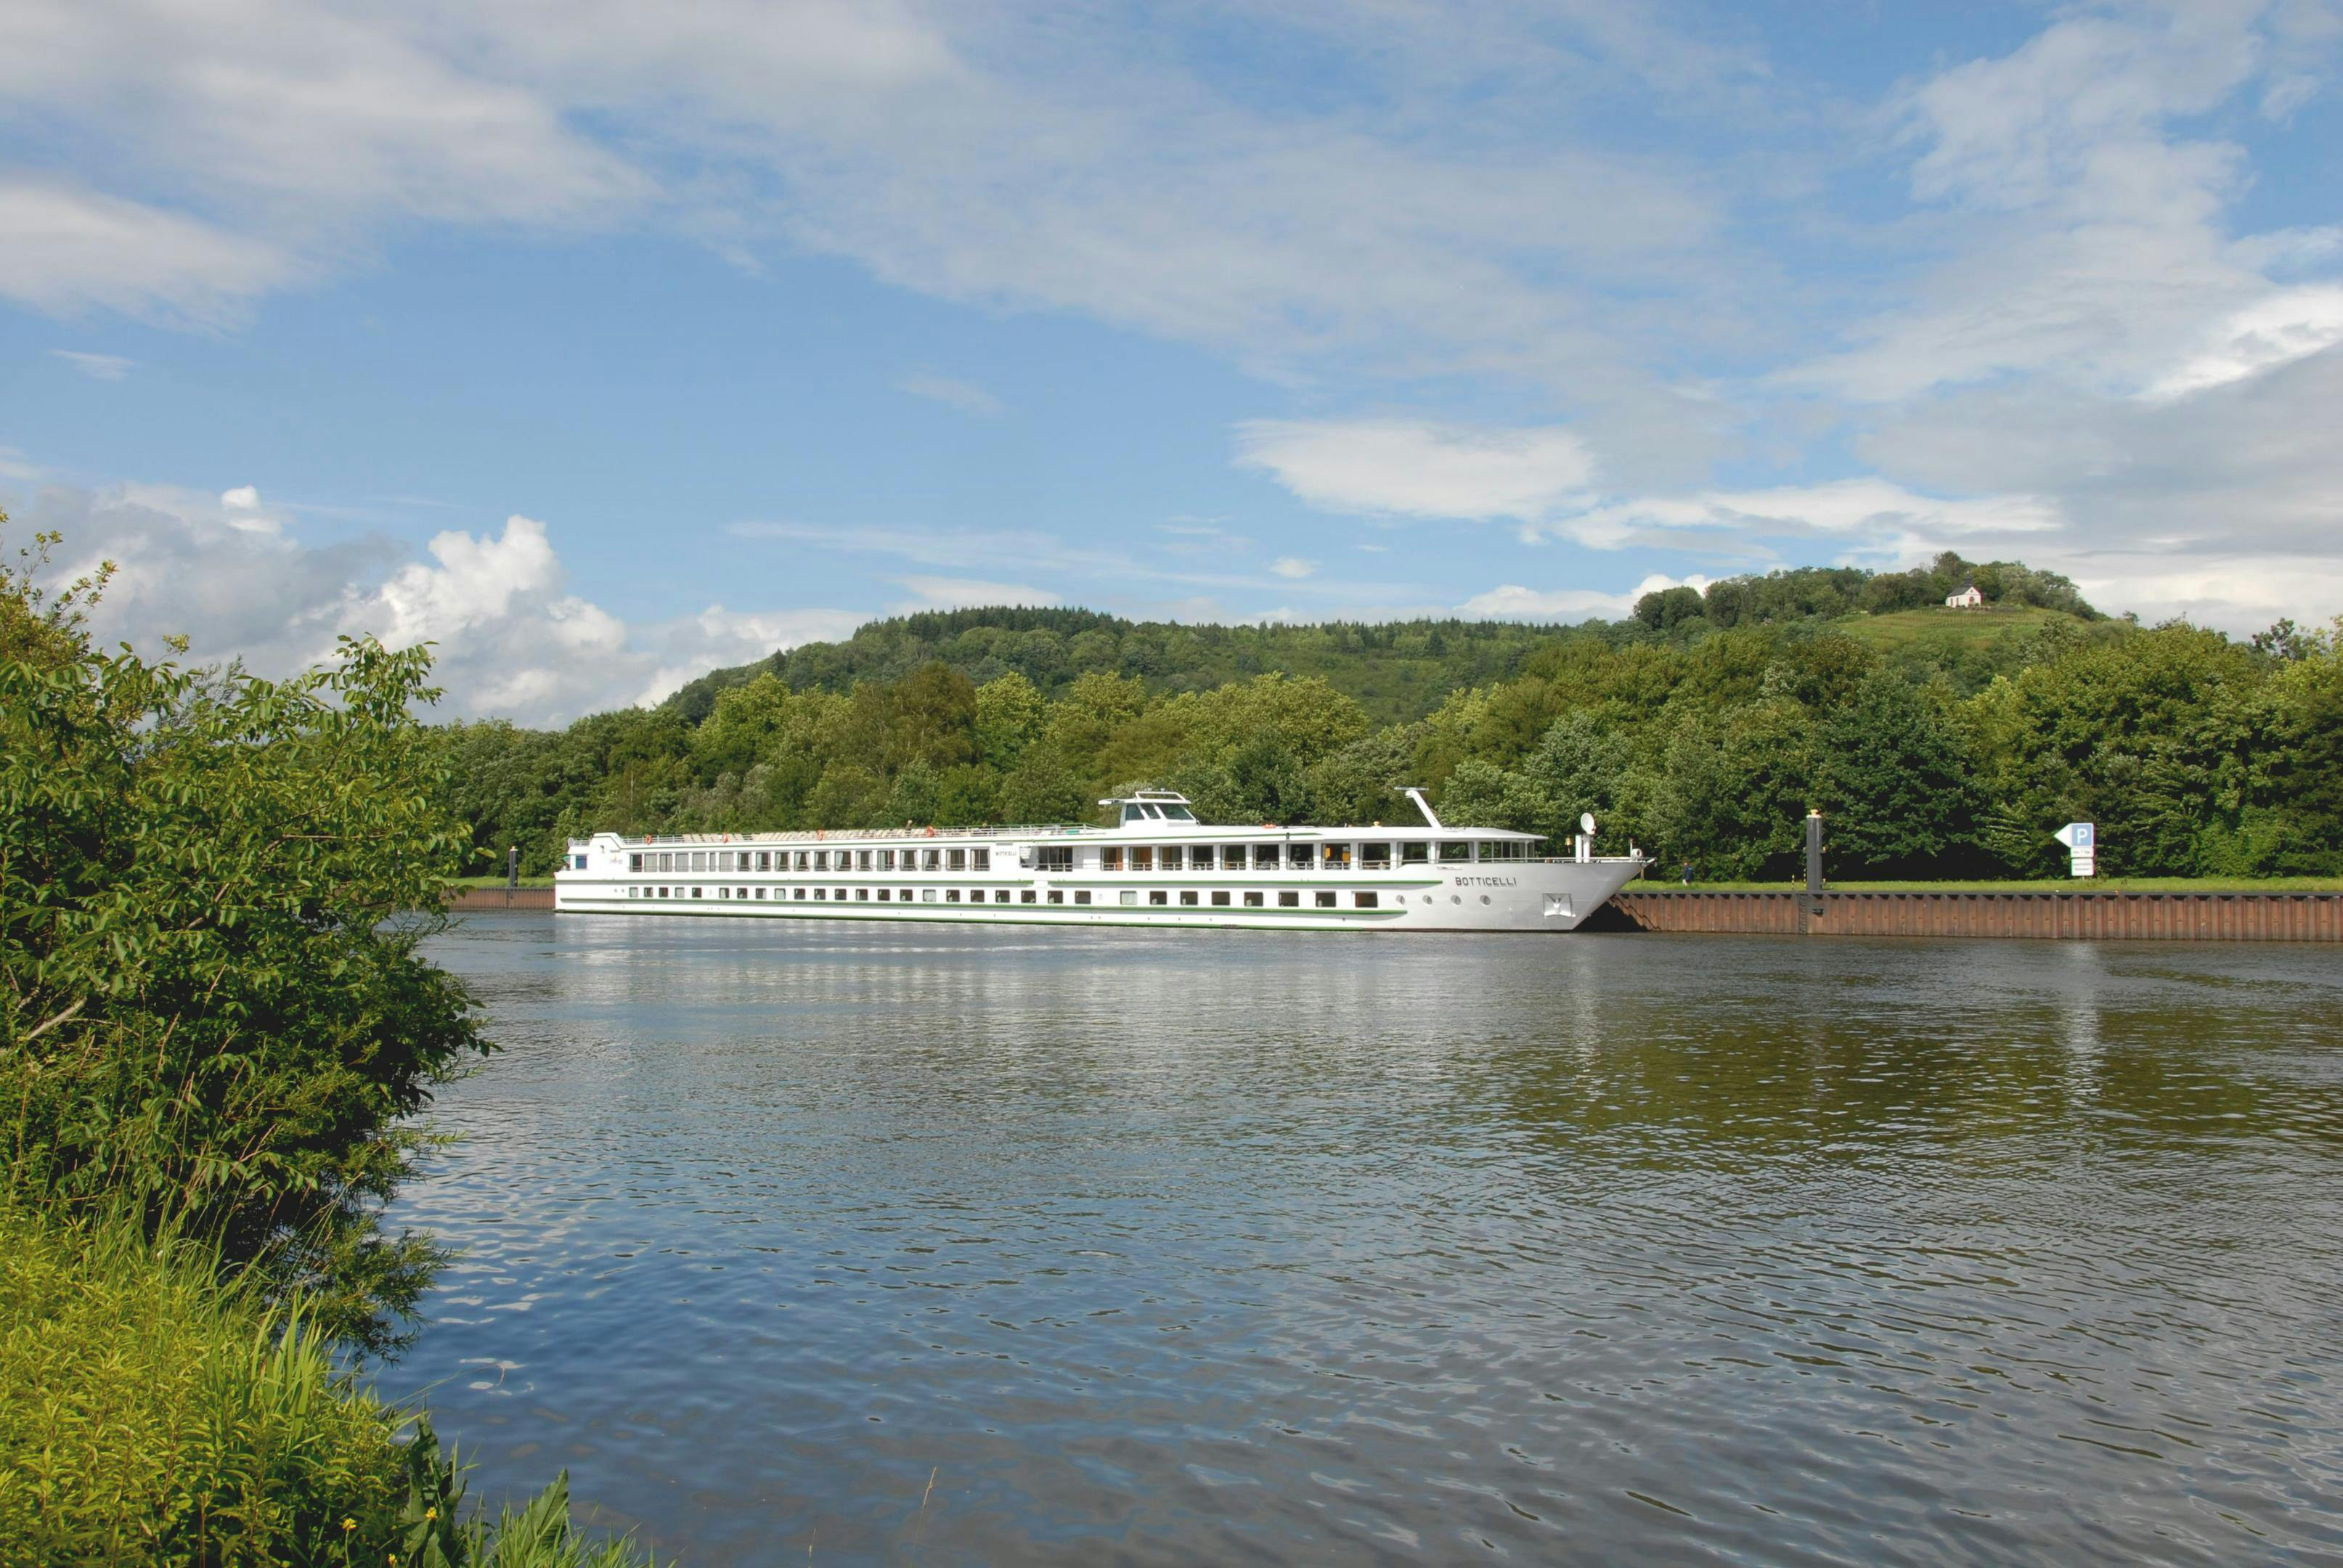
[387,914,2343,1564]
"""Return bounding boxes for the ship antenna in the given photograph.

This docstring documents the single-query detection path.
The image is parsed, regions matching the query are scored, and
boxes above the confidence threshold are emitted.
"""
[1401,787,1443,830]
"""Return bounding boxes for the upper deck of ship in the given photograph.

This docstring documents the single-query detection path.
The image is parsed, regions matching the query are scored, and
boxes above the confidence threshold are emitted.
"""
[603,789,1542,849]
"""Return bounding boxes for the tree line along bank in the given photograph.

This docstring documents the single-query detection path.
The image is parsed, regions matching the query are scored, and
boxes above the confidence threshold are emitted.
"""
[447,556,2342,883]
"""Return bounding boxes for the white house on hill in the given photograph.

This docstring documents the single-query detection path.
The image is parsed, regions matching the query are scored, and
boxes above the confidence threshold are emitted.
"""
[1945,584,1984,608]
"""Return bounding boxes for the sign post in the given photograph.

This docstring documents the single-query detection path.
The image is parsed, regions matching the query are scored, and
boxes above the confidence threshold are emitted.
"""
[2053,822,2096,878]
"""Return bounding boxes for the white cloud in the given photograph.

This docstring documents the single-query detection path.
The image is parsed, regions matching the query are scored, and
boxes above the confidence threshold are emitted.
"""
[1459,572,1713,623]
[1533,478,2063,552]
[8,480,862,725]
[0,179,294,322]
[2144,285,2343,399]
[1236,418,1596,523]
[896,371,1004,417]
[889,574,1059,611]
[49,348,134,380]
[1267,556,1316,579]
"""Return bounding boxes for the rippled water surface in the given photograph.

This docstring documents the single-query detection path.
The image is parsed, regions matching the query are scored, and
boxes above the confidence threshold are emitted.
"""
[387,915,2343,1565]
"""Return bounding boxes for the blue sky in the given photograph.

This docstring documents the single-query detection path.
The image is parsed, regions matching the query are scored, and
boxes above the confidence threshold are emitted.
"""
[3,0,2340,722]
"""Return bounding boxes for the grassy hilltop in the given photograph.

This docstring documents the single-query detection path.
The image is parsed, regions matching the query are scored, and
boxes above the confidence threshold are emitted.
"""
[441,552,2343,886]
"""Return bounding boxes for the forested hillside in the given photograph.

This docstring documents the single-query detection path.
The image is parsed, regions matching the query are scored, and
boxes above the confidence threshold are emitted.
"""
[444,553,2343,883]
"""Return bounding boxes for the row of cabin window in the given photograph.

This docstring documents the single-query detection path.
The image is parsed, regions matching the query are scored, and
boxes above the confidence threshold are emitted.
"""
[625,886,1386,910]
[624,841,1528,875]
[1101,841,1525,870]
[629,847,994,874]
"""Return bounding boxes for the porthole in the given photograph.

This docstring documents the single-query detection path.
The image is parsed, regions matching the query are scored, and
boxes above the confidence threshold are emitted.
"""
[1480,894,1491,905]
[1450,894,1461,905]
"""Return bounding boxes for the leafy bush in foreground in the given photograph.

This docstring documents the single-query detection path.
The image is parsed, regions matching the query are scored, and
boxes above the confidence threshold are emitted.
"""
[0,1201,653,1566]
[2,528,488,1350]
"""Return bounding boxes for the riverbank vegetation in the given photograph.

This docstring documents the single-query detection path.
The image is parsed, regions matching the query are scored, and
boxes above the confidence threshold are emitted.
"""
[447,554,2342,884]
[1,520,651,1563]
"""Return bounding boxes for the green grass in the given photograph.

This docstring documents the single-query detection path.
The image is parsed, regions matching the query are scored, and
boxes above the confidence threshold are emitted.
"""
[0,1201,654,1567]
[1628,876,2343,894]
[1834,604,2084,657]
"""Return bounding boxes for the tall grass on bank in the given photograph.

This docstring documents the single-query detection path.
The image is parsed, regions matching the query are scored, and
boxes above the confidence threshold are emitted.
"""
[0,1201,652,1567]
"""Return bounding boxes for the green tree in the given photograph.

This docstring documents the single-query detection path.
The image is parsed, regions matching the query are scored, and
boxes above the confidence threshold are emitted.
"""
[1814,672,1977,875]
[1,539,486,1350]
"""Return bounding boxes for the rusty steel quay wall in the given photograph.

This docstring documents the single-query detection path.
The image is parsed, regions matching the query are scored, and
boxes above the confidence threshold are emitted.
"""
[448,887,555,912]
[1605,889,2342,942]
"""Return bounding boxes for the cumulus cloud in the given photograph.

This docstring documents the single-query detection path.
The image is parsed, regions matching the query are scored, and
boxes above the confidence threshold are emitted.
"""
[1236,419,1596,523]
[9,481,861,724]
[1267,556,1316,579]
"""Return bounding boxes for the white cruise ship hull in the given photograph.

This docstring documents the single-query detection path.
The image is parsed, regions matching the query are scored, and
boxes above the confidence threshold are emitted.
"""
[554,849,1647,932]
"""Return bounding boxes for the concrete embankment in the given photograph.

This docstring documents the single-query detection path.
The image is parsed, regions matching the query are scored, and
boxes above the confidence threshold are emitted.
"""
[1597,889,2341,942]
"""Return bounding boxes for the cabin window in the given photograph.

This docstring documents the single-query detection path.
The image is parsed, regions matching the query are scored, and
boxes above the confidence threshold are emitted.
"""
[877,889,890,901]
[755,852,770,870]
[1189,846,1215,870]
[1354,891,1378,909]
[1149,891,1168,906]
[1243,891,1263,907]
[629,853,643,871]
[854,850,870,870]
[1121,891,1139,906]
[718,886,730,899]
[1361,842,1390,869]
[1121,804,1146,825]
[1401,842,1429,865]
[1021,890,1037,903]
[1131,846,1154,871]
[922,889,937,902]
[1277,891,1299,907]
[1074,891,1091,905]
[973,849,990,871]
[1320,844,1352,870]
[878,849,895,870]
[1178,891,1198,906]
[1440,841,1475,863]
[794,888,807,900]
[1252,844,1280,870]
[1489,841,1526,861]
[1159,846,1182,870]
[1315,891,1337,908]
[855,889,869,900]
[1101,847,1125,870]
[922,849,942,871]
[1223,845,1247,867]
[900,888,913,902]
[754,888,766,899]
[994,890,1011,904]
[813,888,826,900]
[948,848,966,871]
[1288,846,1311,871]
[1047,891,1064,905]
[946,889,961,902]
[835,888,846,901]
[692,886,704,899]
[1160,804,1197,822]
[1141,804,1165,820]
[1035,846,1073,872]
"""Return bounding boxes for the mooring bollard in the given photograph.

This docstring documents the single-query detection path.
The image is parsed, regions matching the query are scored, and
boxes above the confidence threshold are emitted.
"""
[1805,810,1825,926]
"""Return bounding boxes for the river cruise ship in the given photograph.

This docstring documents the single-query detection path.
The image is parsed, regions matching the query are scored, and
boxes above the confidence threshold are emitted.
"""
[555,791,1646,932]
